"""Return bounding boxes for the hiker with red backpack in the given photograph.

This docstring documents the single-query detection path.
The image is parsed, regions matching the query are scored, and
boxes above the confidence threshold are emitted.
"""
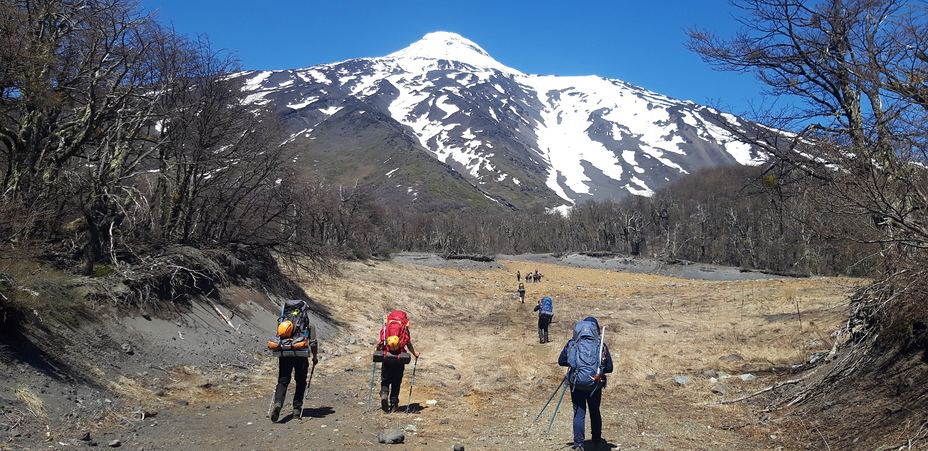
[558,317,614,450]
[376,310,420,412]
[267,299,319,422]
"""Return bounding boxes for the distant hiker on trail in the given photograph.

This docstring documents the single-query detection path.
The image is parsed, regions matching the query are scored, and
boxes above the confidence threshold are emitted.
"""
[267,299,319,422]
[517,270,521,282]
[377,310,420,412]
[533,296,554,343]
[518,283,526,303]
[558,317,613,450]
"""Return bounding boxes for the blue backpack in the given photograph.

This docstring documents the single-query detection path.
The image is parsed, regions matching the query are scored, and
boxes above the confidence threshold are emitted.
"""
[567,320,604,392]
[539,296,553,318]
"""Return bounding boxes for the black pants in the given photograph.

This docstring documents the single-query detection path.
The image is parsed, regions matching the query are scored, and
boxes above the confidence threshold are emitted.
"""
[273,356,309,410]
[538,315,551,342]
[380,360,406,403]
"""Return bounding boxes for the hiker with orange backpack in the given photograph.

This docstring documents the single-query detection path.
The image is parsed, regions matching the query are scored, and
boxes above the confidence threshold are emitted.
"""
[267,299,319,422]
[376,310,420,412]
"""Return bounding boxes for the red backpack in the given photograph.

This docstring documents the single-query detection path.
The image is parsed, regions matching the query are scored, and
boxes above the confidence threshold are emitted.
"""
[380,310,410,353]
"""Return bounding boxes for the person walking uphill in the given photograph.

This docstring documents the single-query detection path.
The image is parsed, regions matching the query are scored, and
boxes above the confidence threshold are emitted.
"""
[267,299,319,422]
[558,317,614,450]
[533,296,554,343]
[377,310,420,412]
[517,283,526,303]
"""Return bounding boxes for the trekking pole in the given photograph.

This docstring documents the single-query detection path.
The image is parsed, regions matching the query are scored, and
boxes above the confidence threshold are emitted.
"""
[591,326,607,396]
[367,314,387,411]
[307,360,317,392]
[294,360,316,420]
[405,356,419,414]
[366,360,377,411]
[534,375,567,421]
[546,380,569,436]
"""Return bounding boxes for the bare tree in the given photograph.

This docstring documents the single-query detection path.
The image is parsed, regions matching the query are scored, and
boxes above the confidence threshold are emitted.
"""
[0,0,331,279]
[688,0,928,351]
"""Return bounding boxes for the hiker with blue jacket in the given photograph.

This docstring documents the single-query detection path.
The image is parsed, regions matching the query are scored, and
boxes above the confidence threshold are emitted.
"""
[533,296,554,343]
[558,317,614,450]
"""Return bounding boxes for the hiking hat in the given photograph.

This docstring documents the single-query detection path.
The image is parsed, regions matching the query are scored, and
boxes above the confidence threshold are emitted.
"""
[583,316,600,330]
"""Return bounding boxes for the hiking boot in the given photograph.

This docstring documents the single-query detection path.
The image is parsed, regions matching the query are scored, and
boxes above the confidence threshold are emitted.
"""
[292,407,302,419]
[380,390,390,412]
[270,403,282,422]
[389,398,399,413]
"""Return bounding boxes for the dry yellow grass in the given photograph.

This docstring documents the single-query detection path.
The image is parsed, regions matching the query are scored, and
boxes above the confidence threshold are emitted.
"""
[14,386,47,420]
[64,256,865,450]
[285,258,863,448]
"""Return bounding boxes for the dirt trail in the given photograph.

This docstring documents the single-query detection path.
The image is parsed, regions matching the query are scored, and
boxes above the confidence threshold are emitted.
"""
[4,258,861,450]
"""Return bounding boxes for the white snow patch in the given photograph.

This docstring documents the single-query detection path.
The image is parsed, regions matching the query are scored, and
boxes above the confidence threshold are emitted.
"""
[287,97,319,110]
[320,105,343,116]
[435,95,460,119]
[244,72,271,91]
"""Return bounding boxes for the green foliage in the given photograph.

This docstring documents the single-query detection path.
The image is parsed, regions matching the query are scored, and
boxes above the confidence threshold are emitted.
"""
[92,264,113,278]
[0,259,84,329]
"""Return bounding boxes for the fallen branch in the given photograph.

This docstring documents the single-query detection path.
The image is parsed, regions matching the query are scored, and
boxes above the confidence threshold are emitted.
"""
[205,298,238,331]
[699,374,812,406]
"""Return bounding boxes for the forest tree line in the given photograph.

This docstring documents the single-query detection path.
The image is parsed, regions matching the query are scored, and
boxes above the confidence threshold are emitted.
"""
[363,163,879,278]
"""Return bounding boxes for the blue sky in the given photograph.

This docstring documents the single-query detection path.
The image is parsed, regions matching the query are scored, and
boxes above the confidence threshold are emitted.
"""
[139,0,772,117]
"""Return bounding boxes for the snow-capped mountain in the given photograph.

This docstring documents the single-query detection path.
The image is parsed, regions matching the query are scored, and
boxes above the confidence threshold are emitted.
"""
[238,31,766,211]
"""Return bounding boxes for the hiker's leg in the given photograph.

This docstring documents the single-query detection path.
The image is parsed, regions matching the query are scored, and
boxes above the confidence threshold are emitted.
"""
[537,317,545,342]
[379,366,390,410]
[381,362,403,409]
[589,388,603,441]
[542,317,551,342]
[383,362,402,389]
[570,389,588,447]
[379,364,392,397]
[273,357,295,406]
[291,357,309,411]
[389,364,406,403]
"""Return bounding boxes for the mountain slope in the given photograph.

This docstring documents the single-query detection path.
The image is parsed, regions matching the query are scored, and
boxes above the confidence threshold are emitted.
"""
[239,31,765,211]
